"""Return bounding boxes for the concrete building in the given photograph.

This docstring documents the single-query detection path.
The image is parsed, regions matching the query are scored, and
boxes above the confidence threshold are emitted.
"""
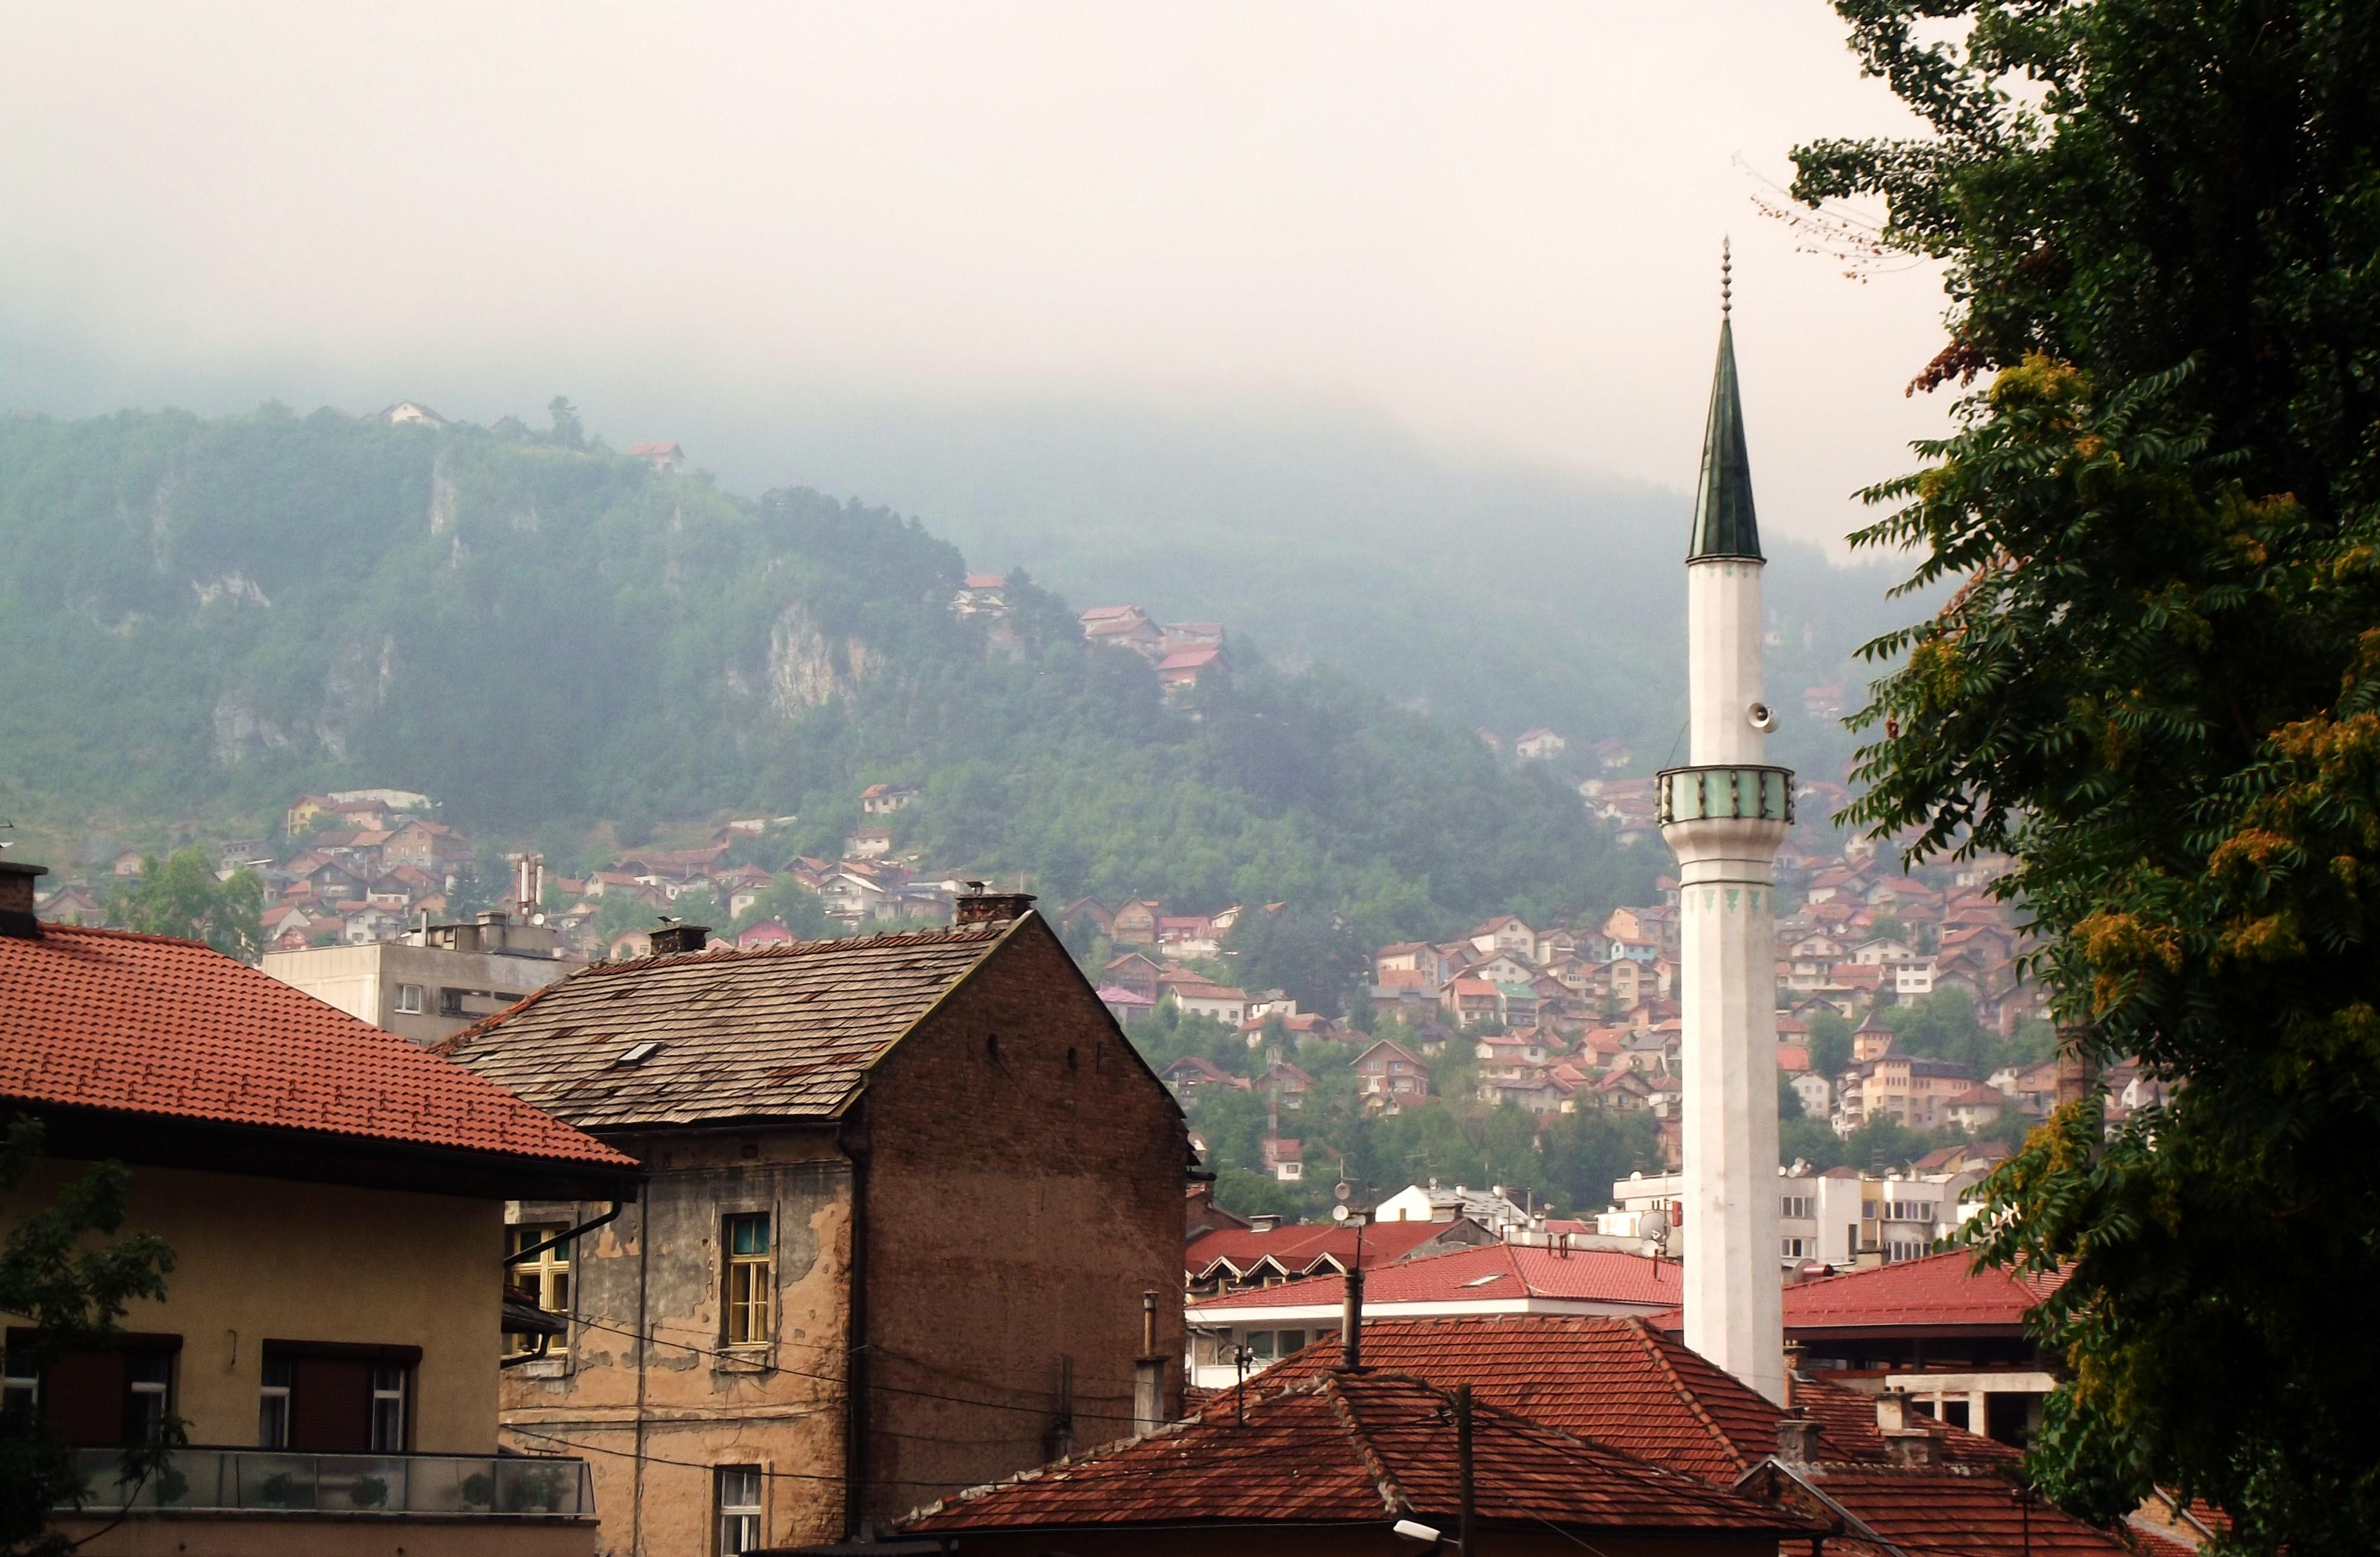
[0,860,638,1557]
[1656,249,1791,1403]
[262,911,577,1044]
[442,898,1190,1553]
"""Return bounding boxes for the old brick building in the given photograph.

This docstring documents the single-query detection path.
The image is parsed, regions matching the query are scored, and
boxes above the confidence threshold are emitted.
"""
[441,903,1190,1556]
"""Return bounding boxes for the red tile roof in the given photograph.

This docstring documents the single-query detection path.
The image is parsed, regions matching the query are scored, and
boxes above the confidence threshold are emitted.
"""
[903,1371,1823,1539]
[1185,1219,1454,1279]
[0,923,632,1174]
[1763,1463,2128,1555]
[1250,1316,2018,1484]
[1190,1243,1683,1314]
[1782,1250,2067,1332]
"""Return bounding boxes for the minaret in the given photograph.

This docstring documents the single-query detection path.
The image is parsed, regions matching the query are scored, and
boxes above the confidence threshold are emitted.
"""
[1660,243,1790,1404]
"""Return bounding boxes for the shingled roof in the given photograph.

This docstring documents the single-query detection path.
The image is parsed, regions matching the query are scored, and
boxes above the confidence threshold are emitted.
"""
[439,917,1026,1130]
[0,923,634,1183]
[901,1370,1824,1540]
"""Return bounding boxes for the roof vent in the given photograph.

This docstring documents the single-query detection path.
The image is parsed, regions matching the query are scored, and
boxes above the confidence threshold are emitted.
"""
[615,1041,663,1067]
[0,862,46,939]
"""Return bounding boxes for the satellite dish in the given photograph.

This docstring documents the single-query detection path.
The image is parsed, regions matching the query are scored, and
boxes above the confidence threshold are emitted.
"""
[1332,1204,1351,1224]
[1334,1180,1354,1203]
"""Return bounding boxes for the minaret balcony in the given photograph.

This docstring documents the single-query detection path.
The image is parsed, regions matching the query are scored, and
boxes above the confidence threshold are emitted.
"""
[1655,764,1795,827]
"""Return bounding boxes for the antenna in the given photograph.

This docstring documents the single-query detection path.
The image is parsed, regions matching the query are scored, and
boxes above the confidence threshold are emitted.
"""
[1721,237,1733,317]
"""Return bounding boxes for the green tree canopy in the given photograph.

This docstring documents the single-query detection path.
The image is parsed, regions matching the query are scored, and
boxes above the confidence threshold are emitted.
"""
[105,848,262,960]
[1798,2,2380,1549]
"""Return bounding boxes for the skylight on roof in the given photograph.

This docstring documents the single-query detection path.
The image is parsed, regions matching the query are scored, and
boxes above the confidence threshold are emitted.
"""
[615,1041,663,1066]
[1461,1273,1507,1288]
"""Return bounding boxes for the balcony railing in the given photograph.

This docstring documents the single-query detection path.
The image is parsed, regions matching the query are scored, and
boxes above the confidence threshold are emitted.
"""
[1655,764,1794,827]
[61,1448,593,1517]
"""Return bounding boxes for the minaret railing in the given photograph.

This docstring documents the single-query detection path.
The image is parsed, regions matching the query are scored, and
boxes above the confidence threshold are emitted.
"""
[1654,765,1794,827]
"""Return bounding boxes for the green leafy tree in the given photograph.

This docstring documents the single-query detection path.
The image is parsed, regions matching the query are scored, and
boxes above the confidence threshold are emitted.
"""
[1224,906,1366,1018]
[105,848,262,960]
[0,1120,178,1556]
[732,876,835,939]
[1796,4,2380,1548]
[1806,1008,1854,1081]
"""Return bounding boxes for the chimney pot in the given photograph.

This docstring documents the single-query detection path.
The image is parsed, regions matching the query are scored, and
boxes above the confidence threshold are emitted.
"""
[0,861,48,938]
[1875,1387,1914,1433]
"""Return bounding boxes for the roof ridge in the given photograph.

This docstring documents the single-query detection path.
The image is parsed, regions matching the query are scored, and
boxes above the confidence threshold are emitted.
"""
[33,920,209,949]
[1324,1372,1417,1517]
[1624,1317,1757,1472]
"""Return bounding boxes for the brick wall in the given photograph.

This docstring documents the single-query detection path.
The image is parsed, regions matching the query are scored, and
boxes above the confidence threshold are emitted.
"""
[855,915,1189,1524]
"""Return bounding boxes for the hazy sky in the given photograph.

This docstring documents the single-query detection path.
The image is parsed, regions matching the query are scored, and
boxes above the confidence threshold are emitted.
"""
[0,2,1956,551]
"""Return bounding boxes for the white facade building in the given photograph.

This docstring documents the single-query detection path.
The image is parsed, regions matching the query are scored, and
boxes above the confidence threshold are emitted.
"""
[1655,256,1790,1403]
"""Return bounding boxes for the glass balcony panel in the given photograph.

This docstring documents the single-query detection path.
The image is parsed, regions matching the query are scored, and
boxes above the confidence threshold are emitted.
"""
[63,1449,588,1517]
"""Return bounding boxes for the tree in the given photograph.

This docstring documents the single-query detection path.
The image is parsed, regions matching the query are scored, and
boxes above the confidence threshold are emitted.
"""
[1223,906,1366,1018]
[1806,1008,1854,1081]
[1796,4,2380,1549]
[546,396,584,449]
[0,1120,177,1556]
[106,849,262,960]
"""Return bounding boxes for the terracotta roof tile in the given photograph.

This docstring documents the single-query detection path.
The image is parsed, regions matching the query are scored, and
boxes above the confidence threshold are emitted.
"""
[1782,1250,2068,1331]
[1249,1317,2017,1484]
[904,1371,1823,1538]
[1767,1463,2129,1555]
[1189,1244,1684,1314]
[1186,1219,1456,1279]
[0,923,631,1173]
[440,919,1023,1129]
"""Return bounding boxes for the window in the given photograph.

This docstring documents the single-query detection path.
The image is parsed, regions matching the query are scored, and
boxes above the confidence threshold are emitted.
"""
[1246,1331,1276,1361]
[126,1351,170,1442]
[370,1365,406,1451]
[506,1226,572,1355]
[4,1343,38,1417]
[439,987,466,1017]
[1885,1200,1937,1223]
[717,1465,763,1555]
[258,1357,291,1448]
[724,1214,772,1346]
[1780,1195,1813,1219]
[1886,1239,1930,1263]
[392,983,424,1015]
[1782,1237,1810,1258]
[1275,1329,1308,1357]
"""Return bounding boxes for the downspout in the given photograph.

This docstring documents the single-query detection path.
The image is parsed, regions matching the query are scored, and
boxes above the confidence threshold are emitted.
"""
[633,1199,650,1557]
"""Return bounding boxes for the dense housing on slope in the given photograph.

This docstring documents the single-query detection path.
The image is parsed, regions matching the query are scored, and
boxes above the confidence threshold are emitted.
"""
[441,906,1190,1553]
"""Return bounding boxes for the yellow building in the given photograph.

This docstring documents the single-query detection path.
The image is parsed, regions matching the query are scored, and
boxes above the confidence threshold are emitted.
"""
[0,861,640,1557]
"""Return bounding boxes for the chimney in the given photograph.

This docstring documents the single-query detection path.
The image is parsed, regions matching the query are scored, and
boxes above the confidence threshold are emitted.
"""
[1131,1291,1167,1437]
[1874,1387,1914,1433]
[1776,1410,1821,1469]
[954,888,1037,927]
[1246,1213,1281,1233]
[1339,1266,1365,1370]
[1875,1387,1944,1466]
[649,923,711,956]
[0,861,47,939]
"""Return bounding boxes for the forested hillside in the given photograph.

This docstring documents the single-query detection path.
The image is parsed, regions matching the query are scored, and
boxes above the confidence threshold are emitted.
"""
[0,403,1659,941]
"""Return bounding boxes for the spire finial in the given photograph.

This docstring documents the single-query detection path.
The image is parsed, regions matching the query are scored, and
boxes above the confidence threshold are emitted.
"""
[1721,238,1733,318]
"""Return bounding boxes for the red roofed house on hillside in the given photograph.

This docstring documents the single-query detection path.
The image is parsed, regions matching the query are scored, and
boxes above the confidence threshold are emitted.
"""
[885,1369,1825,1557]
[440,901,1193,1552]
[0,860,638,1557]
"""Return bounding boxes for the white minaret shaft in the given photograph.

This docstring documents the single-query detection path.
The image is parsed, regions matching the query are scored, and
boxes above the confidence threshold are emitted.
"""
[1663,249,1788,1404]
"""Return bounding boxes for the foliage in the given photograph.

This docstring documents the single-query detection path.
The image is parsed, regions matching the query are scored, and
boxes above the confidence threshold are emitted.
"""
[104,848,262,959]
[1799,3,2380,1549]
[1222,906,1367,1016]
[0,408,1655,942]
[0,1120,178,1556]
[1806,1008,1854,1080]
[1880,987,2052,1079]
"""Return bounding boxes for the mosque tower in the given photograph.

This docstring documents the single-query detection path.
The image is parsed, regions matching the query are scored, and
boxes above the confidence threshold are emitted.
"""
[1659,244,1792,1403]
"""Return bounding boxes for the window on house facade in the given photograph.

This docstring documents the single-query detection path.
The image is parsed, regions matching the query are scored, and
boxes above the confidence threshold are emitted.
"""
[506,1226,572,1354]
[1782,1237,1810,1258]
[391,983,424,1015]
[1780,1196,1813,1219]
[724,1214,772,1346]
[4,1341,37,1417]
[1885,1239,1930,1263]
[5,1330,179,1447]
[258,1357,292,1447]
[716,1465,763,1554]
[370,1365,407,1451]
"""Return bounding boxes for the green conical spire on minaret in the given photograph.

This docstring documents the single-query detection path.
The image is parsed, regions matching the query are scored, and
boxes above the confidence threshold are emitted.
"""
[1687,242,1763,561]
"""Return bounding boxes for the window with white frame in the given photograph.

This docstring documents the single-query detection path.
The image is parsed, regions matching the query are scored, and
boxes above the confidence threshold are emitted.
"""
[1782,1237,1810,1258]
[125,1350,171,1441]
[4,1342,37,1417]
[1885,1239,1930,1263]
[369,1365,406,1451]
[258,1357,291,1447]
[1885,1200,1937,1223]
[1780,1195,1813,1219]
[716,1465,763,1554]
[392,983,424,1014]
